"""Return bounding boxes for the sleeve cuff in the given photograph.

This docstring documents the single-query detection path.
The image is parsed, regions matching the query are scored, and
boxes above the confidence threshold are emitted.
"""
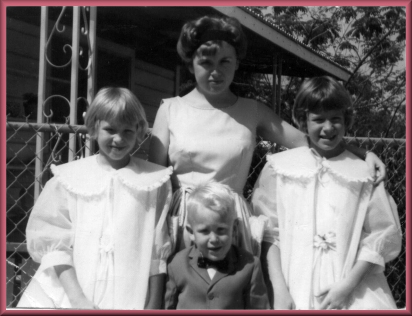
[38,250,74,273]
[356,248,385,274]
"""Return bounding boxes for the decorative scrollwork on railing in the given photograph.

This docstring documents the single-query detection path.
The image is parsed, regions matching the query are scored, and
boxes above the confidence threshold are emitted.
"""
[77,96,90,122]
[77,96,89,108]
[79,6,94,72]
[41,6,94,124]
[44,6,93,72]
[45,7,72,68]
[42,95,71,123]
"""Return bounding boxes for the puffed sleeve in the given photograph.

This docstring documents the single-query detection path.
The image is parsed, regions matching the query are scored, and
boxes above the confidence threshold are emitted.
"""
[150,180,173,276]
[251,162,280,246]
[356,184,402,273]
[245,257,270,309]
[26,176,74,270]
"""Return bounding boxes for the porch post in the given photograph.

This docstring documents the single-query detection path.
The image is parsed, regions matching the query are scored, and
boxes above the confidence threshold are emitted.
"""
[277,55,283,116]
[272,54,277,112]
[68,7,81,161]
[85,6,97,157]
[34,7,48,200]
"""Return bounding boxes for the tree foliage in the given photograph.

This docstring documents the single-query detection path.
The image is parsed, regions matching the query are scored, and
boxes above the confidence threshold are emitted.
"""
[245,6,406,138]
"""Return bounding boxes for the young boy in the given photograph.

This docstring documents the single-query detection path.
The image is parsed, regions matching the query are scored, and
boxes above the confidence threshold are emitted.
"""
[164,181,270,309]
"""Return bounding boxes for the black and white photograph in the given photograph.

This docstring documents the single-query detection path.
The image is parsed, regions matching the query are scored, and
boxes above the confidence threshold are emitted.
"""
[4,4,408,311]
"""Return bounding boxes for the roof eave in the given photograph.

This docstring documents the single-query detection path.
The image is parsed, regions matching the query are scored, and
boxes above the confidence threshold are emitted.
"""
[212,6,352,82]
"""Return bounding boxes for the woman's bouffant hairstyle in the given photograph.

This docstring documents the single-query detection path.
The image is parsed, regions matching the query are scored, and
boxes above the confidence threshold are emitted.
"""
[84,87,148,142]
[177,15,247,64]
[292,76,354,132]
[187,181,236,226]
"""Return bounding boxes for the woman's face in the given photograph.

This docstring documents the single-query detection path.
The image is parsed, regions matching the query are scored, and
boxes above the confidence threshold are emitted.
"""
[190,41,238,97]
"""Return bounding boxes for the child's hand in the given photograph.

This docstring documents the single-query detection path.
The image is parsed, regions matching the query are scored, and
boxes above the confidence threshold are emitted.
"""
[274,290,295,310]
[365,151,386,185]
[70,294,99,309]
[316,279,353,310]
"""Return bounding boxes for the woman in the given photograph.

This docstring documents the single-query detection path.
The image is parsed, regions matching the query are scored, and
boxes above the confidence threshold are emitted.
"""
[149,15,385,256]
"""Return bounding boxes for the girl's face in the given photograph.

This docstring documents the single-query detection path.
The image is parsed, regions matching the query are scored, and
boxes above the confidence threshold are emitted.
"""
[190,41,239,97]
[307,109,345,158]
[96,120,138,169]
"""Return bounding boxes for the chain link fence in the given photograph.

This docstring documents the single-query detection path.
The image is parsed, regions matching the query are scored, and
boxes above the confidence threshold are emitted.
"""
[6,119,406,309]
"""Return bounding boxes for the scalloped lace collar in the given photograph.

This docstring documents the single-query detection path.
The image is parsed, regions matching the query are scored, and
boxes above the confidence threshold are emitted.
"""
[266,147,373,184]
[50,155,172,197]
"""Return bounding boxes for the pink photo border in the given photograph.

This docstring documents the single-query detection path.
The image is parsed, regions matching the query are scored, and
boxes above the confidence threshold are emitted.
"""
[0,0,410,315]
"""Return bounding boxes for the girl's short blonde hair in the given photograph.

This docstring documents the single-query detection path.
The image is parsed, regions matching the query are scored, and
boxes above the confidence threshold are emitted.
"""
[187,181,236,226]
[84,87,148,142]
[293,76,354,132]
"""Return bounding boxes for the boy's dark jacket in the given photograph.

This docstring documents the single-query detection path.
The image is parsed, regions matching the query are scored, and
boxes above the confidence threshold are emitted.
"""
[164,245,270,309]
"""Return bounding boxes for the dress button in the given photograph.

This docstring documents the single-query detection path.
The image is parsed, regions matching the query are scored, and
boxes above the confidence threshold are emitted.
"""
[208,294,214,300]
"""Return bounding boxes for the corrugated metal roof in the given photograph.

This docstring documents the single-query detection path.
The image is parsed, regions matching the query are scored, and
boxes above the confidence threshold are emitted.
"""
[241,6,351,75]
[213,6,352,81]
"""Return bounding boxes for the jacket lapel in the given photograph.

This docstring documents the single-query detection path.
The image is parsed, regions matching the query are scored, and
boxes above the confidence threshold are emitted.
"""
[188,247,211,285]
[209,246,237,287]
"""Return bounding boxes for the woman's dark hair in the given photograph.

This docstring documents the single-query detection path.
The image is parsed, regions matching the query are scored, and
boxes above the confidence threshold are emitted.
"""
[177,15,247,64]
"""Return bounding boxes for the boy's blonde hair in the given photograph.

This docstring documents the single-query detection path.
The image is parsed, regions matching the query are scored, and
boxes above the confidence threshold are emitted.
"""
[292,76,354,132]
[84,87,148,142]
[187,181,236,225]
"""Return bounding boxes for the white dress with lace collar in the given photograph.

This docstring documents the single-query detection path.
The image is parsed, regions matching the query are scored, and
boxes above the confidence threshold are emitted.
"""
[252,147,402,309]
[18,155,173,309]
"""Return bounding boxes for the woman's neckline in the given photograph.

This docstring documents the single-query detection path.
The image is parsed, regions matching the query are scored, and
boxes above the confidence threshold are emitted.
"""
[179,90,240,110]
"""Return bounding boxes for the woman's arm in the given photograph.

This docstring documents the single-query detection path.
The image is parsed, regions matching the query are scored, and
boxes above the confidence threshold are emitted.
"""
[148,102,170,167]
[347,146,386,184]
[256,102,307,149]
[145,274,166,309]
[54,265,98,309]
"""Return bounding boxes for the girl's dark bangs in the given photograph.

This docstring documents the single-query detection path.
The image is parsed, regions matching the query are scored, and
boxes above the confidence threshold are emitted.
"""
[310,93,348,113]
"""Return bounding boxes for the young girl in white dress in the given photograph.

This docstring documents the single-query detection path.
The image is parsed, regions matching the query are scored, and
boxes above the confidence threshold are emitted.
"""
[149,16,387,257]
[17,87,173,309]
[251,76,402,310]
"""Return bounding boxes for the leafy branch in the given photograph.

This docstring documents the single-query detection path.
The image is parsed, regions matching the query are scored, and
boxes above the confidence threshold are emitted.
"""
[345,8,401,87]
